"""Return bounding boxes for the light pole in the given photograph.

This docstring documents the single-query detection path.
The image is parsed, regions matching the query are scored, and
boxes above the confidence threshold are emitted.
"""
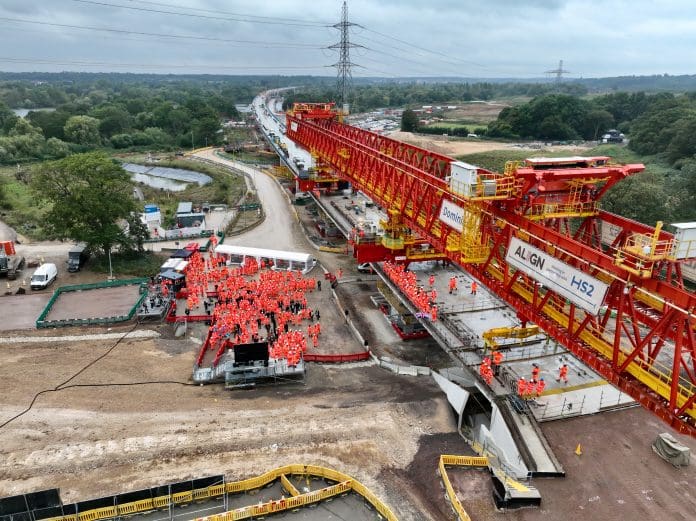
[107,247,114,281]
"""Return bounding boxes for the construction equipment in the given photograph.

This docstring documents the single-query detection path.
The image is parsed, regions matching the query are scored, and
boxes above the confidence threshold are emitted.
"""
[0,241,25,281]
[483,326,542,351]
[286,102,696,436]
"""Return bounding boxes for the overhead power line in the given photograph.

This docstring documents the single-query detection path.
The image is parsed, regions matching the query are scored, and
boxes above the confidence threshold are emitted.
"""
[0,57,328,72]
[0,17,323,49]
[122,0,331,25]
[362,27,487,69]
[71,0,331,28]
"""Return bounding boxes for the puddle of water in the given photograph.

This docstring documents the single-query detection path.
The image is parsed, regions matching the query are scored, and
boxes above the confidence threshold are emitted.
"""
[131,173,189,191]
[122,163,212,191]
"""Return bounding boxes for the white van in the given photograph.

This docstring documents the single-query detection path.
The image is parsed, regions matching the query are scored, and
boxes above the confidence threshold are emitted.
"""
[31,263,58,290]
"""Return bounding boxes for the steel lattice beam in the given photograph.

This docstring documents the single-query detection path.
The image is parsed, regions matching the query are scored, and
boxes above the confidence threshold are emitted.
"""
[287,106,696,436]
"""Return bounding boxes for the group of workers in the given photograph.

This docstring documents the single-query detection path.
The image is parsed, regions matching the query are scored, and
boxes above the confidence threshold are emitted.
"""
[477,350,570,399]
[383,261,438,321]
[179,248,321,368]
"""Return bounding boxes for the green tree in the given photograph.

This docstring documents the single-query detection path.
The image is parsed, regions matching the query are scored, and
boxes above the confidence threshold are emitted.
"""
[601,173,671,225]
[110,133,134,149]
[666,116,696,164]
[44,137,70,158]
[0,176,7,209]
[27,110,71,139]
[64,115,101,145]
[674,161,696,220]
[32,152,137,253]
[581,109,615,140]
[9,118,42,137]
[90,105,132,138]
[401,109,419,132]
[0,101,18,134]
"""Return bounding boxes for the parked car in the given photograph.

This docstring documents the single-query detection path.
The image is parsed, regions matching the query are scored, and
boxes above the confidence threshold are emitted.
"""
[30,263,58,290]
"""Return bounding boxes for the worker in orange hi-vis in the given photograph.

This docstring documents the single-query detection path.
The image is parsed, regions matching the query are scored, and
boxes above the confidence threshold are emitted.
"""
[557,363,569,383]
[517,377,526,396]
[471,280,478,295]
[482,366,493,386]
[448,276,457,294]
[531,364,540,383]
[536,378,546,397]
[492,350,503,375]
[479,361,487,378]
[428,274,435,287]
[524,379,536,399]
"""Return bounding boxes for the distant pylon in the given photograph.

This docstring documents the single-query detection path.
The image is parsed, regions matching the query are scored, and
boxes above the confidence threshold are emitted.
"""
[329,1,361,112]
[545,59,570,88]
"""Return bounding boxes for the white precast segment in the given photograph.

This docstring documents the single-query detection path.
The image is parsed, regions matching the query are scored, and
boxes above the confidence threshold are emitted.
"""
[505,236,609,315]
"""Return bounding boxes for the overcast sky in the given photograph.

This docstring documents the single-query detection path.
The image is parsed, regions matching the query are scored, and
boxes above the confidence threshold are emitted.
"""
[0,0,694,78]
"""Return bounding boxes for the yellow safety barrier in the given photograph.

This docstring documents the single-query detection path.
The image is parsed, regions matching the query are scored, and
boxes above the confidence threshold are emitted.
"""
[438,457,472,521]
[441,454,489,467]
[439,453,531,520]
[202,481,352,521]
[40,465,397,521]
[172,491,193,505]
[280,474,300,497]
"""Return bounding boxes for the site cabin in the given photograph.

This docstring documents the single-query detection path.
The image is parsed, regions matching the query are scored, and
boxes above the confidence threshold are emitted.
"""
[214,245,316,275]
[30,263,58,290]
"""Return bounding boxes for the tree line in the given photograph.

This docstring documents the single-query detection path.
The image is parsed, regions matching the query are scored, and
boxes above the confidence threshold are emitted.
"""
[0,78,260,163]
[283,81,588,114]
[484,91,696,224]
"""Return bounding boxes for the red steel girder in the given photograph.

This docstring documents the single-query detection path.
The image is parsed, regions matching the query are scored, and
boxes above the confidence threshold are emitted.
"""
[286,107,696,436]
[311,118,456,180]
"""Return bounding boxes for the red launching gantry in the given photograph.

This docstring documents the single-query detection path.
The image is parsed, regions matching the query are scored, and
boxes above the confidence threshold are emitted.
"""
[286,102,696,436]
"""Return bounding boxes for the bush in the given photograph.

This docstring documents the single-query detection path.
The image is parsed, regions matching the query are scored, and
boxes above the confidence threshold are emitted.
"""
[110,133,134,149]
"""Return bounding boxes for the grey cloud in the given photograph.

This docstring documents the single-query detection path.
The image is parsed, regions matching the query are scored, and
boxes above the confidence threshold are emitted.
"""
[0,0,693,77]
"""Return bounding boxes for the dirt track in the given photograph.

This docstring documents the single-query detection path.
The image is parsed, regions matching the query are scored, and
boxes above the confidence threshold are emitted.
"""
[386,131,510,157]
[0,331,457,520]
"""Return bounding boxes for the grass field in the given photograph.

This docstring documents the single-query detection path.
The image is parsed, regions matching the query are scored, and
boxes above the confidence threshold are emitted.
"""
[455,149,538,172]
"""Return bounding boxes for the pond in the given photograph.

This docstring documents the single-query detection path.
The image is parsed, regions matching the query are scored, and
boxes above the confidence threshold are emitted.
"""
[122,163,212,192]
[12,108,56,118]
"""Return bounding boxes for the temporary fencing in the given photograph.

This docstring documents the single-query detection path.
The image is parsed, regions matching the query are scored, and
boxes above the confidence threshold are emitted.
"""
[438,455,489,521]
[36,278,148,329]
[37,465,398,521]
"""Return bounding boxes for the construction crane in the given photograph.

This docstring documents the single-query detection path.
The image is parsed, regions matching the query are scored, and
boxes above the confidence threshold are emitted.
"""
[286,102,696,437]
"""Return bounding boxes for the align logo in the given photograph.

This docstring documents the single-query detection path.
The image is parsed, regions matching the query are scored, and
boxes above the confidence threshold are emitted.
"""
[439,200,464,232]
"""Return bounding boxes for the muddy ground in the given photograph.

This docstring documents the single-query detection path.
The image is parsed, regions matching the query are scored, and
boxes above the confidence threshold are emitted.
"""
[0,327,459,521]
